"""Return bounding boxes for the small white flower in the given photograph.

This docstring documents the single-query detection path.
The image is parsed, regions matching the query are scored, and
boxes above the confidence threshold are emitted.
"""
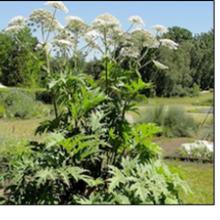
[128,15,145,26]
[35,42,44,50]
[152,60,169,70]
[45,1,69,13]
[160,39,179,50]
[153,24,168,34]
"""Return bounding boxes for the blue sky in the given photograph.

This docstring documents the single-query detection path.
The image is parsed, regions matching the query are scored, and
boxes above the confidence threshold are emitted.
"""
[0,1,213,34]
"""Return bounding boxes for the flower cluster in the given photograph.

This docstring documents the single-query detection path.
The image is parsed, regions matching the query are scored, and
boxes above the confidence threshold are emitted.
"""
[45,1,69,13]
[29,9,62,32]
[120,47,140,58]
[8,16,26,27]
[131,29,159,49]
[128,15,145,26]
[65,16,87,34]
[153,24,168,34]
[92,13,120,30]
[5,16,26,33]
[160,39,179,50]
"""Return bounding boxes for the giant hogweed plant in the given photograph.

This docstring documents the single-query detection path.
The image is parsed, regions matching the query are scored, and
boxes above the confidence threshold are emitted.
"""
[1,1,189,204]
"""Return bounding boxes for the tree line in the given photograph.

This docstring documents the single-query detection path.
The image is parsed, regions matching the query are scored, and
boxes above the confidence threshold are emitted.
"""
[0,26,214,97]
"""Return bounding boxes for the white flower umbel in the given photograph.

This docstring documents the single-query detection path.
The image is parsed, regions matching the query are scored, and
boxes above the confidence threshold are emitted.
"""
[131,29,159,49]
[153,60,169,70]
[4,25,25,33]
[153,24,168,34]
[128,15,145,26]
[45,1,69,13]
[92,13,120,30]
[8,16,26,27]
[160,39,179,50]
[85,30,101,41]
[29,9,61,32]
[65,16,87,33]
[84,30,101,49]
[120,47,139,58]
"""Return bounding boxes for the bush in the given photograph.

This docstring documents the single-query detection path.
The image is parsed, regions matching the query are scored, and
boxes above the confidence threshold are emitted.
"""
[0,88,47,119]
[142,105,198,137]
[191,83,200,97]
[163,106,197,137]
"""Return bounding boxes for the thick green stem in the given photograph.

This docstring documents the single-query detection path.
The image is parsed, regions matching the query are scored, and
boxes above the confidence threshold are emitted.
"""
[44,8,58,119]
[103,30,109,94]
[45,47,58,119]
[105,57,108,93]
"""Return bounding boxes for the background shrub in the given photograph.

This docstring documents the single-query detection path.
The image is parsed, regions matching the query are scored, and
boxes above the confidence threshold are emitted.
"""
[141,105,198,137]
[0,88,49,119]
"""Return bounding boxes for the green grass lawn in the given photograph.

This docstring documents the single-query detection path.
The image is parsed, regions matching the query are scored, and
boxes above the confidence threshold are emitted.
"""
[140,92,213,106]
[166,160,214,204]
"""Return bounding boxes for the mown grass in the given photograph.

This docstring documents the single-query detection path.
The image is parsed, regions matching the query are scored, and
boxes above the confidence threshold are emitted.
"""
[140,92,213,106]
[166,160,214,204]
[0,118,48,144]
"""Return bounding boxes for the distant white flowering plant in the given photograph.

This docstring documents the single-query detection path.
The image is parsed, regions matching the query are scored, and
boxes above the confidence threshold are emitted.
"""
[179,140,213,161]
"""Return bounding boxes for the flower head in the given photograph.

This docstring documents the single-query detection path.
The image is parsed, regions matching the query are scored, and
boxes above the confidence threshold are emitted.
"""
[65,16,87,33]
[128,15,145,26]
[8,16,26,27]
[54,28,76,45]
[85,30,100,41]
[120,47,139,59]
[160,38,179,50]
[45,1,69,13]
[4,25,25,34]
[84,30,101,49]
[92,13,120,30]
[131,29,159,49]
[29,9,61,32]
[153,24,168,34]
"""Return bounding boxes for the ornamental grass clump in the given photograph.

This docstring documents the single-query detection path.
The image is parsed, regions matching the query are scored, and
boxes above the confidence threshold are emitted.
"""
[0,1,189,204]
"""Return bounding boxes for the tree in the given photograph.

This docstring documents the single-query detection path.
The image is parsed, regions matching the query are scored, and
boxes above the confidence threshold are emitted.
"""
[190,30,214,90]
[163,26,193,43]
[0,28,44,87]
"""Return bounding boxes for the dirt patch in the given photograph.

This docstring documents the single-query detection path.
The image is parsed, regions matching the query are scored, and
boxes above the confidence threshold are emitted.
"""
[154,137,194,157]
